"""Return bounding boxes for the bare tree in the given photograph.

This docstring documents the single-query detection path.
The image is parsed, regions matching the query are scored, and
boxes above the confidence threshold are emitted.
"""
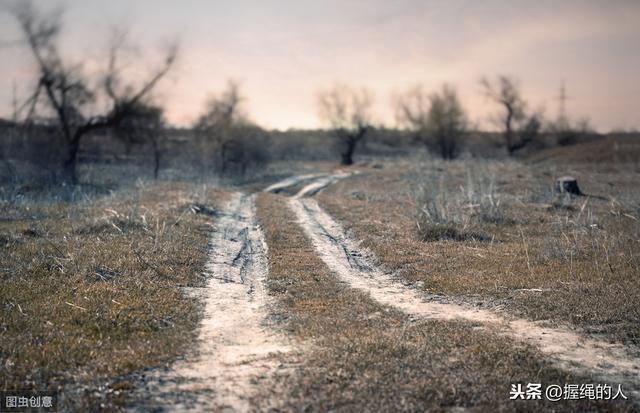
[195,81,246,130]
[396,84,467,160]
[195,81,267,175]
[317,84,373,165]
[12,1,177,183]
[480,75,542,155]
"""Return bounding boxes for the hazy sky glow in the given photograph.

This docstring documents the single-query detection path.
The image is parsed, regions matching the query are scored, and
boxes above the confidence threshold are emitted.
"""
[1,0,639,131]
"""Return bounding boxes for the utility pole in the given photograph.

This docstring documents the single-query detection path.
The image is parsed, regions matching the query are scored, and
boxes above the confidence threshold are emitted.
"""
[557,80,570,126]
[12,80,18,123]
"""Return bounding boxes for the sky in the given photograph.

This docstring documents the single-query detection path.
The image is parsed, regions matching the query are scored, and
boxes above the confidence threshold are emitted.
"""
[1,0,639,131]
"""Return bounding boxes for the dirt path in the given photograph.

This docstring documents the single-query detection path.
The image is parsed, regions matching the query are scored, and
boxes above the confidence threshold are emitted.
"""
[271,173,640,400]
[294,171,353,197]
[132,193,290,412]
[262,173,327,193]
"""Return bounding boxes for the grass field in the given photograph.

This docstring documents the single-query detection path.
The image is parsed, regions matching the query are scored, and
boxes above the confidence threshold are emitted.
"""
[254,192,632,412]
[1,136,639,411]
[318,152,640,350]
[0,181,227,410]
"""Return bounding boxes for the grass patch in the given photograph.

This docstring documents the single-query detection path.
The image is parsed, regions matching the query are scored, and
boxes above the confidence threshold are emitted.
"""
[0,181,226,410]
[418,223,491,242]
[318,159,640,349]
[255,192,631,412]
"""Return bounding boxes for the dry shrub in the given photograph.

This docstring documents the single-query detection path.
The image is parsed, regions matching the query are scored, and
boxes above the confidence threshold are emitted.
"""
[416,162,512,241]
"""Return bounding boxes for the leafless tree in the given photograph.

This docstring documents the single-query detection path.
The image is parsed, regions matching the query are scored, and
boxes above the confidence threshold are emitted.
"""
[317,84,373,165]
[195,80,267,175]
[480,75,542,155]
[396,84,467,160]
[195,81,247,130]
[12,1,177,183]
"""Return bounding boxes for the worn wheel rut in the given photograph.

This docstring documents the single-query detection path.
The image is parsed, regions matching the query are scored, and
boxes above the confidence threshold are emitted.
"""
[131,193,290,412]
[262,173,327,194]
[269,173,640,401]
[293,171,352,198]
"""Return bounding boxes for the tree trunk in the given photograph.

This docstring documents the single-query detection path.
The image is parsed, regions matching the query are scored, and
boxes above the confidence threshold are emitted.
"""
[341,138,355,165]
[220,141,228,174]
[505,106,514,156]
[62,140,80,184]
[440,135,456,160]
[151,137,160,179]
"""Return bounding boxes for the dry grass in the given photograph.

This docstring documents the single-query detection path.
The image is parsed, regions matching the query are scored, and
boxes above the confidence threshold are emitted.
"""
[318,156,640,349]
[254,192,630,412]
[0,181,227,410]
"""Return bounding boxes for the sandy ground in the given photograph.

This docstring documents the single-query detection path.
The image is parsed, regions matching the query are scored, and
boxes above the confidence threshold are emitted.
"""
[262,173,327,193]
[130,193,291,412]
[270,173,640,401]
[293,171,353,198]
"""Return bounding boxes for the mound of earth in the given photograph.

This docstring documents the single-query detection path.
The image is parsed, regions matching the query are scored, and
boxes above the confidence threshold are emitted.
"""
[528,134,640,164]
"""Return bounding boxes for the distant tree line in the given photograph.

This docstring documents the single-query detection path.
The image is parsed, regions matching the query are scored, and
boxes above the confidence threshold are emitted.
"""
[5,1,597,184]
[316,75,594,165]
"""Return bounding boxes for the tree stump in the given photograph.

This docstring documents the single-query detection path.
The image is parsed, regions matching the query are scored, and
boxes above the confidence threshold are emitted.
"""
[555,176,581,195]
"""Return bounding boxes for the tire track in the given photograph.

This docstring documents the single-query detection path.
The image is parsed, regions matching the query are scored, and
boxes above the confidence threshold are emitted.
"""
[262,173,327,194]
[131,193,290,412]
[282,175,640,401]
[293,171,352,198]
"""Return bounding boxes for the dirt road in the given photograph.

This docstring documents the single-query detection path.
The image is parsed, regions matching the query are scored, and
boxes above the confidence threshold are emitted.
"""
[137,172,638,410]
[272,173,640,400]
[132,193,290,412]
